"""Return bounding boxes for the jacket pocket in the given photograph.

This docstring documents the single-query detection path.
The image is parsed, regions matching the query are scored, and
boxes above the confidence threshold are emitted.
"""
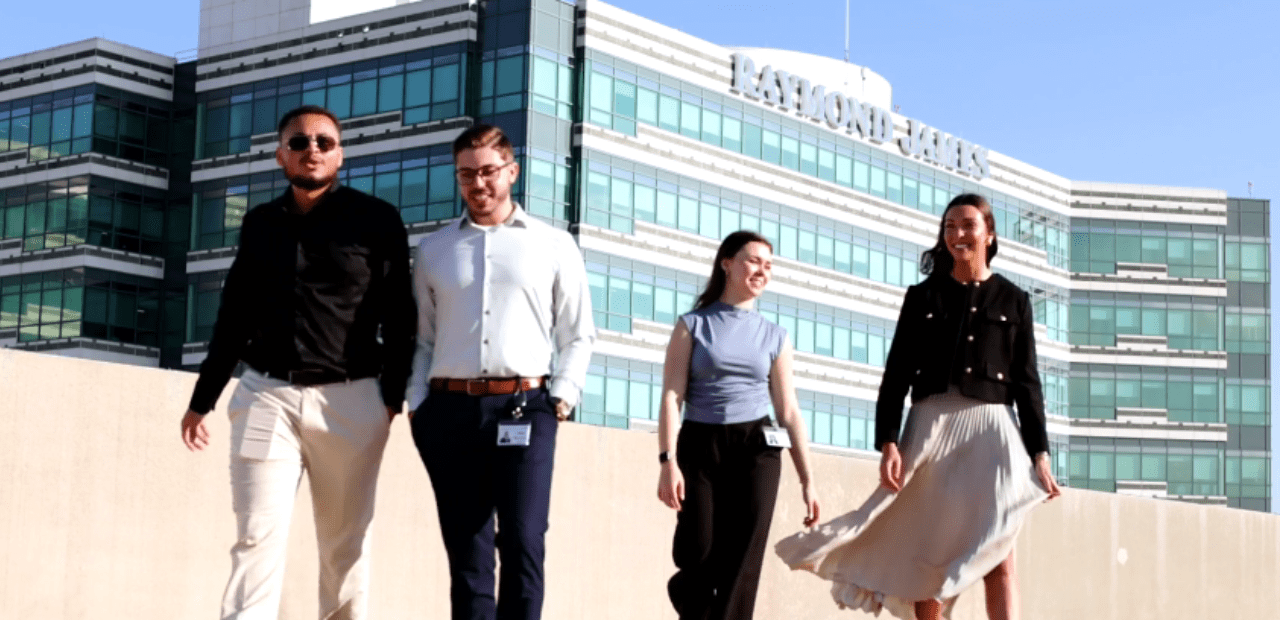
[983,360,1013,384]
[978,305,1019,360]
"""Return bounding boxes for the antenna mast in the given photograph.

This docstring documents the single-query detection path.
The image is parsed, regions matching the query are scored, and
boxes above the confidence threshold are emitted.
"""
[844,0,850,62]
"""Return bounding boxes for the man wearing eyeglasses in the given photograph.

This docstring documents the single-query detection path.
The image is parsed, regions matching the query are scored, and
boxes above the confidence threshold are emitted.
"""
[407,124,594,620]
[180,105,416,619]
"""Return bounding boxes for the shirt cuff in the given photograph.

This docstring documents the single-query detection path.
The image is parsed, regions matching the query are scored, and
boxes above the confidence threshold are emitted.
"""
[547,378,579,410]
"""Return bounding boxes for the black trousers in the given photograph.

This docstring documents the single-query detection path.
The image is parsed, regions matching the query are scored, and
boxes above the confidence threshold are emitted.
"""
[411,387,558,620]
[668,417,782,620]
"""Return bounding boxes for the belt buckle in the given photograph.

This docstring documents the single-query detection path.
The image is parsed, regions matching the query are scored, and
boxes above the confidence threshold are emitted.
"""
[465,379,488,396]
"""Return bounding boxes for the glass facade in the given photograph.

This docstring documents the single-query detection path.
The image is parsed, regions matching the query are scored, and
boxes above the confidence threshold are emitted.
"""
[583,51,1071,270]
[1,176,168,254]
[2,1,1268,512]
[0,51,190,365]
[0,84,181,167]
[192,145,465,249]
[196,44,468,158]
[1223,198,1271,511]
[1071,217,1222,278]
[1061,198,1271,509]
[0,268,163,346]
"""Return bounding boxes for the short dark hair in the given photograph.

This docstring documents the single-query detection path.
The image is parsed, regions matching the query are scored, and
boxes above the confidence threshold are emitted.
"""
[452,123,514,162]
[920,193,999,277]
[277,105,341,137]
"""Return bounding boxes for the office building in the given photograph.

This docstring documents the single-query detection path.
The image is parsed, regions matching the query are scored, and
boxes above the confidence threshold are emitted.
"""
[0,0,1268,510]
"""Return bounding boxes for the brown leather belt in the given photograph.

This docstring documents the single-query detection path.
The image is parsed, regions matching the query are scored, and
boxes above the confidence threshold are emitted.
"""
[430,376,543,396]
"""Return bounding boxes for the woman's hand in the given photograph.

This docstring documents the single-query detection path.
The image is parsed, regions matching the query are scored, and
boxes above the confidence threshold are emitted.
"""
[801,481,821,528]
[1035,453,1062,501]
[879,443,904,492]
[657,461,685,511]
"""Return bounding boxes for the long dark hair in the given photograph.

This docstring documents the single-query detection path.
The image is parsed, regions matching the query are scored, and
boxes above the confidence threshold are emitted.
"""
[693,230,773,311]
[920,193,999,277]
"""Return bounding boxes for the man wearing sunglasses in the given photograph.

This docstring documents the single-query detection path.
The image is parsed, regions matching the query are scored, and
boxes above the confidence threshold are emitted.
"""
[407,124,594,620]
[180,105,415,619]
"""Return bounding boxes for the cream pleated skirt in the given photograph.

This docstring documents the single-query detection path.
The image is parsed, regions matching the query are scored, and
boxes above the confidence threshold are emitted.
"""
[775,389,1048,619]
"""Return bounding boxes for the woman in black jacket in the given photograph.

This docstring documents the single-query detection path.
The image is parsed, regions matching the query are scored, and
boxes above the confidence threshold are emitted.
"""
[777,193,1061,620]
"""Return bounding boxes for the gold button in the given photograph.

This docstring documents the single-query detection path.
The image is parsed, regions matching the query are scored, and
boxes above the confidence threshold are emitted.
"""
[967,335,974,342]
[965,367,972,373]
[997,372,1004,380]
[1000,315,1007,321]
[970,306,977,313]
[925,313,933,319]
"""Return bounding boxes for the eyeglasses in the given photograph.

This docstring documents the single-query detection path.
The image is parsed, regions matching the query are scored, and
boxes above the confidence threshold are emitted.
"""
[284,134,340,153]
[455,161,514,183]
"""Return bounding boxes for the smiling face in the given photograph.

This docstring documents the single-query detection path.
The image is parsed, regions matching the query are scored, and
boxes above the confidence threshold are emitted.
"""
[455,145,520,226]
[943,204,994,268]
[720,241,773,301]
[275,113,343,191]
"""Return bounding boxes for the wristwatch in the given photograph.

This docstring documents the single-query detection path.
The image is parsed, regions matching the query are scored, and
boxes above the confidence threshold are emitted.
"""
[658,450,672,464]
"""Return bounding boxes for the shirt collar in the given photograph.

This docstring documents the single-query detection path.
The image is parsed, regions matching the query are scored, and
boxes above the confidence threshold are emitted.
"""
[280,182,341,215]
[458,202,529,230]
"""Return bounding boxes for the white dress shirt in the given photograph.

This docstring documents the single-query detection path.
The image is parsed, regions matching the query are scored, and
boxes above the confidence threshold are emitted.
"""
[407,205,596,411]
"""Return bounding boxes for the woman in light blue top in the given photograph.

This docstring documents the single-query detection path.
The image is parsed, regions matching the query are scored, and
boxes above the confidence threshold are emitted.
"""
[656,230,821,620]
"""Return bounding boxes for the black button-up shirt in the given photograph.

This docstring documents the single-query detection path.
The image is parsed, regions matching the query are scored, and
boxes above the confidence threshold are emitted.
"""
[188,185,416,414]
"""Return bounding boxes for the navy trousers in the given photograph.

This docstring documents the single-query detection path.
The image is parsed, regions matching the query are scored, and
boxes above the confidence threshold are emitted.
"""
[411,386,558,620]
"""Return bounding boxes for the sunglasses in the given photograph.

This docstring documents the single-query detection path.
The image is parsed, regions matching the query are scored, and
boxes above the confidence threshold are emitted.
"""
[284,134,340,153]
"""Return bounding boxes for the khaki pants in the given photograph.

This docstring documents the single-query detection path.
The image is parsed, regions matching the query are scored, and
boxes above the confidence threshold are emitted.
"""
[221,370,391,620]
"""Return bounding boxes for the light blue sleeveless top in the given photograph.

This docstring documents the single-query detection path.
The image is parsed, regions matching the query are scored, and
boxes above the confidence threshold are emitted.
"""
[681,301,787,425]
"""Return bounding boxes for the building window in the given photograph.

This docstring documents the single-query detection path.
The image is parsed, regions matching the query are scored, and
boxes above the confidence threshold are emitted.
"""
[197,45,468,159]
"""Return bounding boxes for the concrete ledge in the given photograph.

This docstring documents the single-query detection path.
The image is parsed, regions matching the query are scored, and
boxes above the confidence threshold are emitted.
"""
[0,347,1277,619]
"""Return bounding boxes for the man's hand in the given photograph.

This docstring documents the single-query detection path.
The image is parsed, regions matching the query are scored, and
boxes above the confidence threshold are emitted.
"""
[552,398,572,422]
[181,410,210,452]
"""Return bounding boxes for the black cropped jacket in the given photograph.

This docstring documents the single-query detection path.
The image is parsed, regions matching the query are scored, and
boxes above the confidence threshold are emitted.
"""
[874,273,1050,458]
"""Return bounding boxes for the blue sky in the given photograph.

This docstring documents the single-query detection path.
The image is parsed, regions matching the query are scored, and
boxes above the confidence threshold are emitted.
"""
[3,0,1277,508]
[2,0,1273,193]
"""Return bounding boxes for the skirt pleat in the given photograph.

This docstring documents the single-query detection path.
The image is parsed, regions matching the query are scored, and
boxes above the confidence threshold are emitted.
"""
[775,389,1048,619]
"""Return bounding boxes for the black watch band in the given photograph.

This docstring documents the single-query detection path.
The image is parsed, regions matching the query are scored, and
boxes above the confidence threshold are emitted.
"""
[658,450,671,464]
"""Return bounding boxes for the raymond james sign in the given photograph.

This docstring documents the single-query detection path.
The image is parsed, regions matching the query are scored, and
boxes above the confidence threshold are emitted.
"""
[730,53,990,180]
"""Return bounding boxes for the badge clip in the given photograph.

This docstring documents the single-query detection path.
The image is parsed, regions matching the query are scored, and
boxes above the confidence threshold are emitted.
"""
[763,420,792,449]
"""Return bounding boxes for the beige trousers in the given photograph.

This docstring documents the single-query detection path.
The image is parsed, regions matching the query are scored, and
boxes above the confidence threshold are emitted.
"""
[221,369,391,620]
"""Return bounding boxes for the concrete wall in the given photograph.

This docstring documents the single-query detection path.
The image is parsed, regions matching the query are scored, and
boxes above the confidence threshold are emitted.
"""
[2,346,1278,619]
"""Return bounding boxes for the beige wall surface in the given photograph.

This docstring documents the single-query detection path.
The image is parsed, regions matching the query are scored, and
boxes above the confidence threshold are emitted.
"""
[1,347,1278,619]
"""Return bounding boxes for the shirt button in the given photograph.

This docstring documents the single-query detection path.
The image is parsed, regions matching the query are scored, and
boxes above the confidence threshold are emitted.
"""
[967,335,974,342]
[965,367,972,374]
[915,369,921,375]
[483,339,489,345]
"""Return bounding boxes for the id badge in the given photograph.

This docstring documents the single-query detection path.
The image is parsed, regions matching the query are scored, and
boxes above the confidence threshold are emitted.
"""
[497,420,532,447]
[763,426,792,449]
